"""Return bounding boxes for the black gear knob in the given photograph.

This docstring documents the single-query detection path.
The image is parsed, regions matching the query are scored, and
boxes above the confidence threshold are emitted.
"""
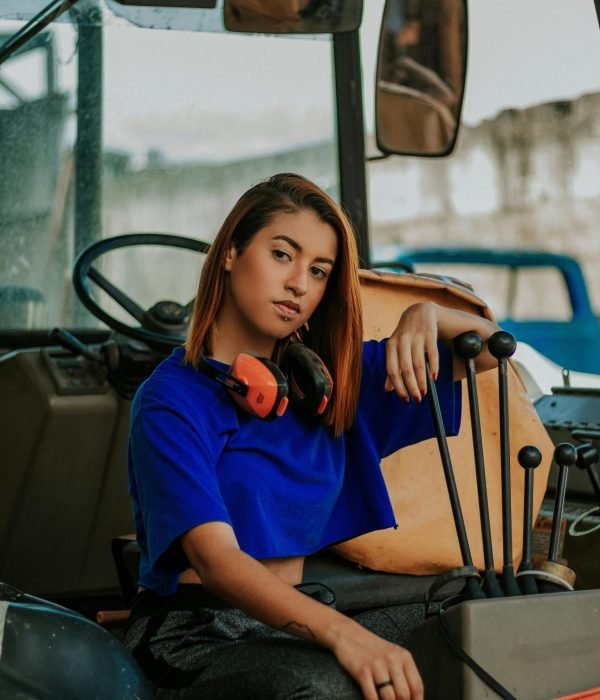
[518,445,543,469]
[574,443,600,502]
[488,330,517,360]
[575,443,599,469]
[453,331,483,360]
[554,442,577,468]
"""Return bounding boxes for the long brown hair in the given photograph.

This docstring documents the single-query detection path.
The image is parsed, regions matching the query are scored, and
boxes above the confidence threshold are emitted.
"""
[185,173,363,435]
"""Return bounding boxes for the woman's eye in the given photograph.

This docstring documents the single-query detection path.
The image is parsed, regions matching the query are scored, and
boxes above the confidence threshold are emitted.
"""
[311,267,328,280]
[272,249,291,262]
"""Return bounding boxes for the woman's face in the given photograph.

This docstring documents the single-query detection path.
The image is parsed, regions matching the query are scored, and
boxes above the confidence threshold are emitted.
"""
[220,208,338,354]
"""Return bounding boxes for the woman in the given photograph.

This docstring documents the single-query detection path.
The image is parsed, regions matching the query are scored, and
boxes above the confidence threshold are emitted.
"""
[125,173,499,699]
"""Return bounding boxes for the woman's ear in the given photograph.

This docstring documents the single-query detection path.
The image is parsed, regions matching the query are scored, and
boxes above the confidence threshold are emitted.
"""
[223,245,236,271]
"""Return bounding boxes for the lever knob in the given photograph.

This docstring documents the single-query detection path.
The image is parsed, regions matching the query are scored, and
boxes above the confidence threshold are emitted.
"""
[575,443,599,469]
[452,331,483,360]
[488,330,517,360]
[554,443,577,468]
[518,445,542,470]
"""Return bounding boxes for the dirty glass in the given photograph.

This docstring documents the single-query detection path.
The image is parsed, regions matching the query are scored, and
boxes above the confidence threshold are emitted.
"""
[0,15,338,331]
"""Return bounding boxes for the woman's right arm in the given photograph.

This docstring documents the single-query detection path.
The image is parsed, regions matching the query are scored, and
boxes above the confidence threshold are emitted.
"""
[181,521,424,700]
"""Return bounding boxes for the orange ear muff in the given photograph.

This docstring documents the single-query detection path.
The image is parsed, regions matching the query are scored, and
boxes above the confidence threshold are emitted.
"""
[228,354,289,419]
[279,343,333,417]
[197,351,288,419]
[197,346,330,420]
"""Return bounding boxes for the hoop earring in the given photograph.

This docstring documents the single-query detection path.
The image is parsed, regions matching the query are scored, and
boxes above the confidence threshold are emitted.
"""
[292,321,310,344]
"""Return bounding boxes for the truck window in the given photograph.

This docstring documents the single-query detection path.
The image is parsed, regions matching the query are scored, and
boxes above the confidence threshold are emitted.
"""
[405,262,572,322]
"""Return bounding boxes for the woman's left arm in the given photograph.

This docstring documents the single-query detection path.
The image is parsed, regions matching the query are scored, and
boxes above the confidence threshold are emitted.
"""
[384,301,500,402]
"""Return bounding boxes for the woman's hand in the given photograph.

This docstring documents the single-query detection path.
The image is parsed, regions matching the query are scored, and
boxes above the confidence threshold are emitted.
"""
[385,301,501,400]
[331,622,424,700]
[385,301,439,403]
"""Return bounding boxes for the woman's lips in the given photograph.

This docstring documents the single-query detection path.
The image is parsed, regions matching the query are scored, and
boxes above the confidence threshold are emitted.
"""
[274,301,300,317]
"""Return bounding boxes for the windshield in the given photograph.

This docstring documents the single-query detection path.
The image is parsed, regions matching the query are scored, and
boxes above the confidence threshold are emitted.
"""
[0,13,337,331]
[1,0,600,334]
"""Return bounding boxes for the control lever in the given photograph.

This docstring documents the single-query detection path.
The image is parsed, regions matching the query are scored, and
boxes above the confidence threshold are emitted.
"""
[453,331,503,598]
[487,330,521,596]
[516,445,542,595]
[425,359,485,600]
[574,443,600,500]
[537,443,577,592]
[49,327,105,364]
[568,443,600,537]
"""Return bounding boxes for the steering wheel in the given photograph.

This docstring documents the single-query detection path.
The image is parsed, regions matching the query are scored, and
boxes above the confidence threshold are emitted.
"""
[73,233,211,350]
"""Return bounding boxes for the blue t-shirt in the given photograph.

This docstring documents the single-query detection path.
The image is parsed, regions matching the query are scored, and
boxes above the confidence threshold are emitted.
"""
[128,340,461,595]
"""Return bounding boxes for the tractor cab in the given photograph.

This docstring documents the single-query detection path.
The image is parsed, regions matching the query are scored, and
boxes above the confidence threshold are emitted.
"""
[2,2,600,698]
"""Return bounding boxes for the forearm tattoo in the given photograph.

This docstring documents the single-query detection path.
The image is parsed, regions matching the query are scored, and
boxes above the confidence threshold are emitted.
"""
[281,621,316,639]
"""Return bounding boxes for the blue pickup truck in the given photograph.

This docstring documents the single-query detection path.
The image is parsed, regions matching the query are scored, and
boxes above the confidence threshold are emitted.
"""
[372,246,600,375]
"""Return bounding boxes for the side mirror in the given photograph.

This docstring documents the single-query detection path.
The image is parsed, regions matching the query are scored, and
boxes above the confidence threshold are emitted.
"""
[223,0,363,34]
[375,0,467,156]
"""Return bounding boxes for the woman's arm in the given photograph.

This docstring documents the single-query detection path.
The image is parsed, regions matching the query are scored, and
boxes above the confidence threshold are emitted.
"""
[181,521,424,700]
[384,301,500,402]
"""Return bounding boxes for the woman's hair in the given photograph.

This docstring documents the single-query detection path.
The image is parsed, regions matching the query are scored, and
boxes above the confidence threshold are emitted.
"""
[185,173,363,435]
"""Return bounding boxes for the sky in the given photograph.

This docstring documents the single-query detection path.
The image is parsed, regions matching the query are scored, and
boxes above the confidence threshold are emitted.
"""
[462,1,600,124]
[1,1,600,162]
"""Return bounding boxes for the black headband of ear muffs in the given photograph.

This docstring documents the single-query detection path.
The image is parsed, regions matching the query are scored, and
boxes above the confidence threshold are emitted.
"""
[196,352,247,396]
[279,343,333,417]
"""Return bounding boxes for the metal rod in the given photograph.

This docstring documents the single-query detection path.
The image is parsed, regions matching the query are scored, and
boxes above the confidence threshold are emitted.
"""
[496,356,522,595]
[74,10,103,255]
[73,8,103,325]
[548,466,568,562]
[498,357,513,567]
[518,468,539,595]
[487,332,521,595]
[522,469,533,565]
[587,467,600,502]
[464,356,504,597]
[426,364,473,566]
[0,75,25,103]
[516,445,541,595]
[465,359,494,569]
[0,0,81,67]
[453,332,503,596]
[426,363,485,599]
[332,31,370,268]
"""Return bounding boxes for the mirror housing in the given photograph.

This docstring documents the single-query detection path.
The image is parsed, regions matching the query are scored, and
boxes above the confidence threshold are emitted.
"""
[223,0,363,34]
[375,0,467,157]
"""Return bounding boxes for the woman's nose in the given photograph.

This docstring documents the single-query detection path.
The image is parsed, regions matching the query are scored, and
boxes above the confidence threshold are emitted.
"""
[285,267,308,296]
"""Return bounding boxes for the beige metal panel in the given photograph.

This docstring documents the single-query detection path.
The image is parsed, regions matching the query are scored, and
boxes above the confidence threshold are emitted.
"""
[0,349,133,597]
[410,590,600,699]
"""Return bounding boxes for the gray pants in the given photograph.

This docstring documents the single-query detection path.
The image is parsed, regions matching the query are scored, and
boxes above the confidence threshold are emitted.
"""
[124,588,424,700]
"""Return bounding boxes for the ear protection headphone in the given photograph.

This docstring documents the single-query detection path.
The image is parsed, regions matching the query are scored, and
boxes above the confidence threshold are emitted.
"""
[197,343,333,420]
